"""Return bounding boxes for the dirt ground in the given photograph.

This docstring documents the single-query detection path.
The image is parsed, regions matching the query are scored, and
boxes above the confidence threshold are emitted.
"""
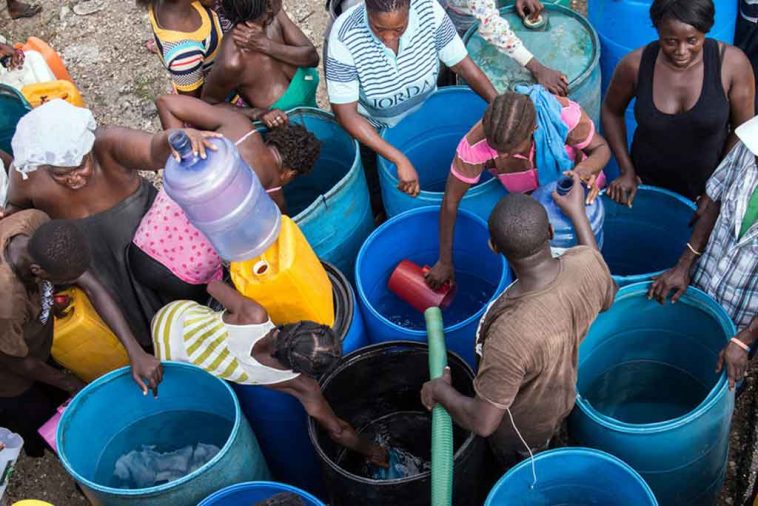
[1,0,757,505]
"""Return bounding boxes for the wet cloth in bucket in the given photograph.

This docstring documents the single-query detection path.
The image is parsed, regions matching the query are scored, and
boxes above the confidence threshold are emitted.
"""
[112,443,220,489]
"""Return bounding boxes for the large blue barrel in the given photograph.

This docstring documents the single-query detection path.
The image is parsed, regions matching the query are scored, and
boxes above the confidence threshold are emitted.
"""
[233,262,367,498]
[589,0,737,179]
[377,87,507,221]
[485,448,658,505]
[601,185,695,286]
[57,362,269,506]
[463,4,601,125]
[570,282,736,506]
[285,108,374,279]
[200,481,325,506]
[0,84,31,155]
[355,207,511,368]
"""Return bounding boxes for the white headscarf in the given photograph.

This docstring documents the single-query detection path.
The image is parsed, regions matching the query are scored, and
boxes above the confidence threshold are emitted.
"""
[11,99,97,180]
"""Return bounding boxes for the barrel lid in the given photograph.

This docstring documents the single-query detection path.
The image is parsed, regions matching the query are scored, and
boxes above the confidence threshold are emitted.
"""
[463,5,598,93]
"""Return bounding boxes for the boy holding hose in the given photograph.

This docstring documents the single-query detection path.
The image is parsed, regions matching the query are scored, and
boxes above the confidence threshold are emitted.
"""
[421,173,616,468]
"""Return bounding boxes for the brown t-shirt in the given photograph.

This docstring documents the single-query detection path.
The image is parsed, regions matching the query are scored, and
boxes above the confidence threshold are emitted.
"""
[474,246,615,461]
[0,209,53,398]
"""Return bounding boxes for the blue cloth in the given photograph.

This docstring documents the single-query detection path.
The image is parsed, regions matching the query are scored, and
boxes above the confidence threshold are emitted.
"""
[515,84,574,186]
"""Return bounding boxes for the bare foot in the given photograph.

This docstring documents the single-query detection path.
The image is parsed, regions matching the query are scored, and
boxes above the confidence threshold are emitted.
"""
[8,0,42,19]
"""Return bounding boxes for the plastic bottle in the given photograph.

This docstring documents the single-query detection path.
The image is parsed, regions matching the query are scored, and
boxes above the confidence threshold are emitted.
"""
[164,131,281,262]
[531,175,605,250]
[0,428,24,499]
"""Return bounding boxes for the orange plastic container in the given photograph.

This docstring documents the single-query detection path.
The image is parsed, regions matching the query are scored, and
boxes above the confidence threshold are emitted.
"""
[14,37,73,83]
[52,288,129,382]
[21,79,85,108]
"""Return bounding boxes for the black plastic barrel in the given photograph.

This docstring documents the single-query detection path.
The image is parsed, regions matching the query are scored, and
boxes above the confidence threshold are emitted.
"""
[307,341,487,505]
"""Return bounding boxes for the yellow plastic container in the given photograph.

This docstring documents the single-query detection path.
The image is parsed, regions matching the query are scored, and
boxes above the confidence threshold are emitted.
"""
[52,288,129,383]
[230,216,335,326]
[21,79,85,108]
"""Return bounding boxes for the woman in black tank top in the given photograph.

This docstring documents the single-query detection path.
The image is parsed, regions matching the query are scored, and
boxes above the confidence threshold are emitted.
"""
[602,0,755,204]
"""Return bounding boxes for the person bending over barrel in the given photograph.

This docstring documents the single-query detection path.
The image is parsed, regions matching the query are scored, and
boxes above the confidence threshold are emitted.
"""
[151,280,389,467]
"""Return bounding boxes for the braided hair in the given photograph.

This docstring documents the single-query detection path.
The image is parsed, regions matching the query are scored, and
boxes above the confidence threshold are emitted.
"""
[482,92,537,154]
[365,0,410,13]
[221,0,270,26]
[272,321,341,378]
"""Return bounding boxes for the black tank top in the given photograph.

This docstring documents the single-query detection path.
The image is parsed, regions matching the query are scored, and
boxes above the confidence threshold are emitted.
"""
[631,39,729,201]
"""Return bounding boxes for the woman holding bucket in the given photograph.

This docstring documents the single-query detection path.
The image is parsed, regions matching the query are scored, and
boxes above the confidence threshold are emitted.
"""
[426,88,611,288]
[326,0,497,216]
[602,0,755,206]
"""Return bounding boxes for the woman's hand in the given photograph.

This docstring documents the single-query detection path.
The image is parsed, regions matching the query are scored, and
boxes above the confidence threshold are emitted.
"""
[395,156,420,197]
[233,22,272,55]
[425,260,455,289]
[260,109,288,129]
[515,0,543,20]
[169,128,221,160]
[607,172,639,207]
[130,351,164,398]
[568,165,599,204]
[648,265,690,304]
[525,59,568,97]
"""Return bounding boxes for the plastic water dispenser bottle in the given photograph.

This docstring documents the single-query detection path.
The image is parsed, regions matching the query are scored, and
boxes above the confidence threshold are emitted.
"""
[163,131,281,262]
[532,175,605,250]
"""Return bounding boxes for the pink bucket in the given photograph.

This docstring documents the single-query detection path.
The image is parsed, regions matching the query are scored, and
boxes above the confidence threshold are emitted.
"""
[37,401,69,453]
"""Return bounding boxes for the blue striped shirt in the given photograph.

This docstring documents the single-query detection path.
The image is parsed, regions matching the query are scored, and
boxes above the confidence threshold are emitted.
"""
[326,0,468,128]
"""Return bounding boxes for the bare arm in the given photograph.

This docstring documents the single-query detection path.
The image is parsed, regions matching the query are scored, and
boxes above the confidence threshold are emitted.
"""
[233,11,319,68]
[723,45,756,154]
[601,52,639,178]
[206,279,268,323]
[450,56,497,104]
[156,95,252,137]
[4,166,34,217]
[426,174,470,289]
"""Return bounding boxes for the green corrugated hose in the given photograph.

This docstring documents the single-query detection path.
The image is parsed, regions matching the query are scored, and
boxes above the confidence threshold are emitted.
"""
[424,307,453,506]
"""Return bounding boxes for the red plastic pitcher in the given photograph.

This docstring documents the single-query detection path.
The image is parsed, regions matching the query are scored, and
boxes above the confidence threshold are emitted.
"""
[387,260,456,313]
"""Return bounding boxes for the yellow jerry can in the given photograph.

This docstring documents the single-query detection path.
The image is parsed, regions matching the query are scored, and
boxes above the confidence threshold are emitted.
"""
[230,216,334,326]
[21,79,85,108]
[52,288,129,383]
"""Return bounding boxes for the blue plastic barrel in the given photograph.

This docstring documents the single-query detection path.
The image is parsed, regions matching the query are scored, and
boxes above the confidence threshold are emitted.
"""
[589,0,737,180]
[285,108,374,279]
[200,481,325,506]
[570,282,736,506]
[0,84,31,155]
[355,207,511,368]
[377,87,507,221]
[485,448,658,505]
[463,4,602,125]
[233,262,367,498]
[601,185,695,286]
[57,362,269,506]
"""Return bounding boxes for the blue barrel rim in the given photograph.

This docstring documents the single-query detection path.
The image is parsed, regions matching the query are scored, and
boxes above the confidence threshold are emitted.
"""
[377,86,503,199]
[485,447,658,505]
[575,282,736,433]
[462,4,601,91]
[198,480,325,506]
[601,184,696,283]
[355,206,509,337]
[307,340,477,485]
[284,106,362,227]
[56,361,245,496]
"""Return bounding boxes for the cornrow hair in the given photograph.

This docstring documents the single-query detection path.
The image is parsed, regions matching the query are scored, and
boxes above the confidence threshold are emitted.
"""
[272,321,342,378]
[365,0,410,13]
[482,92,537,154]
[221,0,269,26]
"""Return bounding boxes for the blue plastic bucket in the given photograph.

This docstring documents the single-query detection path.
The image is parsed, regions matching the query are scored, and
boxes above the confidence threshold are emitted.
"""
[588,0,737,180]
[601,185,696,286]
[285,108,374,279]
[463,4,601,125]
[0,84,31,155]
[57,362,269,506]
[570,282,736,506]
[199,481,325,506]
[355,207,511,368]
[377,87,507,221]
[485,448,658,505]
[233,262,366,498]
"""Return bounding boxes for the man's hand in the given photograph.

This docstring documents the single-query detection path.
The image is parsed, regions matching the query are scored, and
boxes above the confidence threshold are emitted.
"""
[716,339,750,391]
[607,172,639,208]
[395,155,420,197]
[552,172,586,217]
[60,375,86,396]
[425,260,455,290]
[260,109,288,129]
[233,22,272,55]
[648,265,690,304]
[515,0,543,20]
[169,129,221,160]
[526,59,568,97]
[130,351,163,397]
[421,367,452,411]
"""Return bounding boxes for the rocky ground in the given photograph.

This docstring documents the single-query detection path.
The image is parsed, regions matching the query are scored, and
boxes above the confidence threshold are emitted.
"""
[1,0,757,504]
